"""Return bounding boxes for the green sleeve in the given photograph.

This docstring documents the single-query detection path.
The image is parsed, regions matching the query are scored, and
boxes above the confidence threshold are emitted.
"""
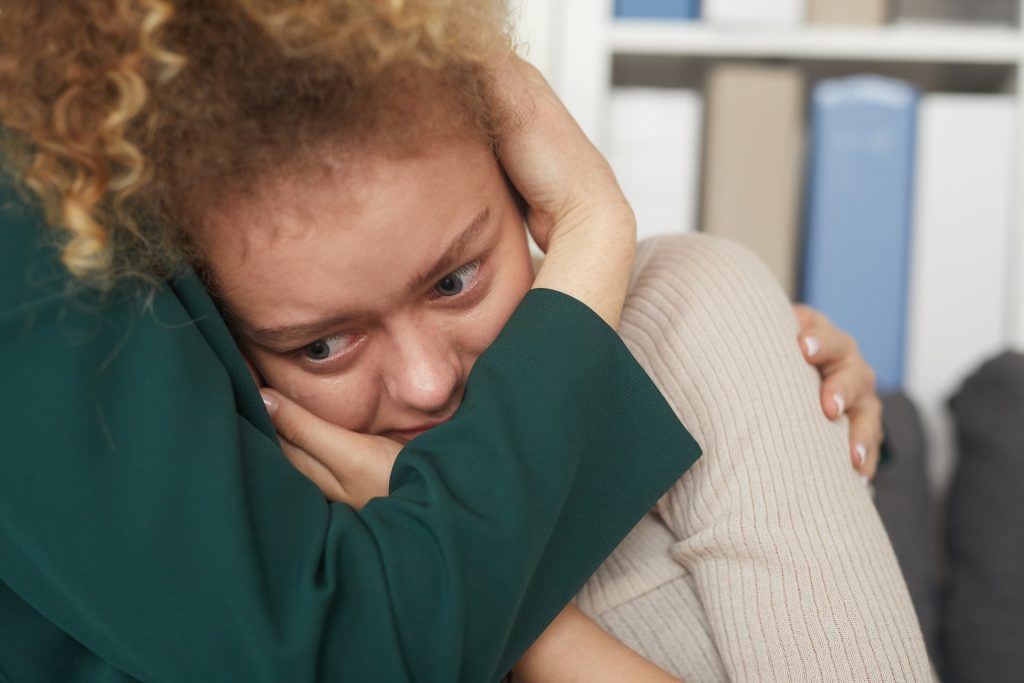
[0,190,701,682]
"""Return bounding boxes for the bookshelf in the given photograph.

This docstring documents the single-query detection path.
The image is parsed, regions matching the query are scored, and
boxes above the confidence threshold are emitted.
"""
[535,0,1024,351]
[609,23,1024,63]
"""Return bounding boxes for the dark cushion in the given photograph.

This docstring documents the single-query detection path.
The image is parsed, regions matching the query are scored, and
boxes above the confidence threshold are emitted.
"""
[873,392,941,668]
[943,351,1024,683]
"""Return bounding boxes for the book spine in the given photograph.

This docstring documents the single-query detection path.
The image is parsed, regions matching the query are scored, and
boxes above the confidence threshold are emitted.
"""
[808,0,888,24]
[614,0,701,19]
[702,0,805,25]
[904,93,1015,489]
[608,88,704,239]
[701,64,805,297]
[893,0,1018,25]
[801,76,919,391]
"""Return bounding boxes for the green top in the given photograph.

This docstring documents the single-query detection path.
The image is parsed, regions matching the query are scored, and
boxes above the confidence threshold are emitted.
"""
[0,188,702,682]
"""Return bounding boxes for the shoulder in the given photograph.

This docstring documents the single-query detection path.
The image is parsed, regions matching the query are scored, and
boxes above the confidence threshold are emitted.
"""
[628,233,788,312]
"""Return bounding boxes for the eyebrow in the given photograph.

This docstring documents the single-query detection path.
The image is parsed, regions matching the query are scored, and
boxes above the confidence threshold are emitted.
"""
[248,207,492,350]
[404,206,491,294]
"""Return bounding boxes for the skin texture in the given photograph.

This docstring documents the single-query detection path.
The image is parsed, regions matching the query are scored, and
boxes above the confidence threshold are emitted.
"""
[197,136,536,447]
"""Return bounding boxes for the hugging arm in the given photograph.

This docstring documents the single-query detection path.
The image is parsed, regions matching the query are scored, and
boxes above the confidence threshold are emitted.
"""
[0,55,698,683]
[0,196,699,683]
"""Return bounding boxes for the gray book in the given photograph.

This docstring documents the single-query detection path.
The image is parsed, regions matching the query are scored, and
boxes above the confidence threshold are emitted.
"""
[894,0,1017,25]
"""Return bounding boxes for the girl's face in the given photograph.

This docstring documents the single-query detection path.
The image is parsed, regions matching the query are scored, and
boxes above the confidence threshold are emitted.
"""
[195,137,535,444]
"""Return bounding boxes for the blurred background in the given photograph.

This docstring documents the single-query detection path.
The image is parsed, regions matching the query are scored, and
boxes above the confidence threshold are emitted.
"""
[511,1,1024,679]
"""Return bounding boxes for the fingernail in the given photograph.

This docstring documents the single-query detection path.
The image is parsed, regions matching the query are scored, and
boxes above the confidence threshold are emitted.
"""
[855,443,867,468]
[833,392,845,416]
[803,335,821,357]
[260,390,278,416]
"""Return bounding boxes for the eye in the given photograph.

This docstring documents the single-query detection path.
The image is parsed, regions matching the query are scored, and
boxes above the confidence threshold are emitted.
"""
[301,334,351,362]
[434,260,482,297]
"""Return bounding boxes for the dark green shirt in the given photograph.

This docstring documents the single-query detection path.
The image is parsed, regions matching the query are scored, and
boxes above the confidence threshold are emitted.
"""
[0,189,701,682]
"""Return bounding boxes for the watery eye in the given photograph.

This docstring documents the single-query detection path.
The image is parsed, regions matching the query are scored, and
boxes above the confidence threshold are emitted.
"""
[435,261,481,297]
[302,335,348,362]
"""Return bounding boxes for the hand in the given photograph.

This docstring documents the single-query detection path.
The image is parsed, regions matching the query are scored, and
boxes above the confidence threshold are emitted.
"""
[793,304,883,480]
[489,57,632,252]
[259,388,402,509]
[490,55,636,328]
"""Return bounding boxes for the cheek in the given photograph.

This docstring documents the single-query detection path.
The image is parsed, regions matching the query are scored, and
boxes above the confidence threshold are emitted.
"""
[251,354,379,432]
[459,240,535,368]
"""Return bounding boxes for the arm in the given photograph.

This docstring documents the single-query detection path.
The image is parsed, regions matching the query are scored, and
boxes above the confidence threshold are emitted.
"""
[0,192,701,681]
[512,605,681,683]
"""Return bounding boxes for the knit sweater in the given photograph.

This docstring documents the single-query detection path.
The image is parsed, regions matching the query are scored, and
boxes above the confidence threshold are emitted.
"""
[576,234,933,681]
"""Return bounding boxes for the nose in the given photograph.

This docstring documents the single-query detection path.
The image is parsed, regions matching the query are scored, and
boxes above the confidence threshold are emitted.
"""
[383,328,462,416]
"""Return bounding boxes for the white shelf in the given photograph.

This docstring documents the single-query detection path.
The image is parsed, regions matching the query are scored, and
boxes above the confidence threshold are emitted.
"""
[609,23,1024,65]
[546,0,1024,350]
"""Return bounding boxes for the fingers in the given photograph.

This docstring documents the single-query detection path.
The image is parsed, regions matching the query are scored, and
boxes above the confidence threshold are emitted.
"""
[846,396,885,481]
[261,388,365,462]
[260,388,402,508]
[795,307,876,420]
[797,313,858,376]
[261,388,358,503]
[792,303,818,332]
[278,438,348,503]
[815,355,882,479]
[817,355,876,422]
[794,303,884,481]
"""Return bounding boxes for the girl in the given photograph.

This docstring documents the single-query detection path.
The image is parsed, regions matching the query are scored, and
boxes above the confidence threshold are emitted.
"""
[0,1,924,680]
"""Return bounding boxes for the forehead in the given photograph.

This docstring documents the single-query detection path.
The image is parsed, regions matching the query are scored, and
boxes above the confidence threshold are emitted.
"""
[196,136,506,328]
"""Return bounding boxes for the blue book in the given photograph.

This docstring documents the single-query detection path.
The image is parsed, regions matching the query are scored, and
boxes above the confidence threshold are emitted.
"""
[615,0,701,19]
[801,76,919,392]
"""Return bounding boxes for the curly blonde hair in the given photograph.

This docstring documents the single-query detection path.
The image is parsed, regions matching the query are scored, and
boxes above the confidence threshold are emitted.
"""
[0,0,512,287]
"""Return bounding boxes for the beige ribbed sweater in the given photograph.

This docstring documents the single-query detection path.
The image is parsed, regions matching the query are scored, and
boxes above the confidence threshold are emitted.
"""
[575,234,933,681]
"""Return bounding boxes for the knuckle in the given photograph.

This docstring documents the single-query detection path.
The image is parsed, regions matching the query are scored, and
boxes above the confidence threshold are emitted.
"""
[864,366,878,393]
[844,333,859,355]
[285,420,313,451]
[793,304,816,328]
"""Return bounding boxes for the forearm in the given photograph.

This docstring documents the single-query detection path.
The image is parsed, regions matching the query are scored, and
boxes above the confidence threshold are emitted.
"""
[512,605,680,683]
[1,247,700,681]
[532,212,635,329]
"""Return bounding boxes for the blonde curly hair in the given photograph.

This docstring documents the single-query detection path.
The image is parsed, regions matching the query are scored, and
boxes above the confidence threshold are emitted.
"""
[0,0,512,287]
